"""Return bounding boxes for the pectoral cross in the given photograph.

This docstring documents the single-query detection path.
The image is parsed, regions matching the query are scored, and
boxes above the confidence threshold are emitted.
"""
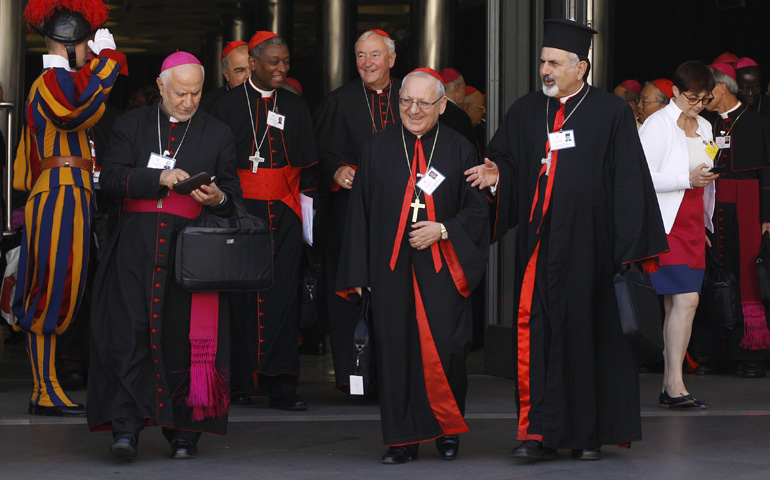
[249,154,265,173]
[410,197,426,222]
[541,151,552,176]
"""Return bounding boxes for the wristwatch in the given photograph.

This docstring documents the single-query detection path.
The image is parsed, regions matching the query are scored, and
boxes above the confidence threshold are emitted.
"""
[440,223,448,240]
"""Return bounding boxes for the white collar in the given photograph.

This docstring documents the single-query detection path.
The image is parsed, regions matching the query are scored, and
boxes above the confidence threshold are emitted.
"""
[559,83,585,104]
[720,100,742,119]
[248,77,275,98]
[43,54,74,72]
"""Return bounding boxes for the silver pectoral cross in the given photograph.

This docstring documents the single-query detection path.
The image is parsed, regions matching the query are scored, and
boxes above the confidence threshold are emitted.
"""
[541,151,552,176]
[249,154,265,173]
[410,197,426,222]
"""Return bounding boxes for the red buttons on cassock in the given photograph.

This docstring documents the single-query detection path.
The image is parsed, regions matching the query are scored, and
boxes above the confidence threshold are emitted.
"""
[156,283,161,287]
[154,298,160,303]
[155,359,159,363]
[160,223,167,227]
[158,388,163,392]
[157,373,160,378]
[152,329,157,333]
[159,403,164,407]
[152,345,157,349]
[160,239,165,243]
[153,314,158,318]
[171,137,176,141]
[157,267,162,271]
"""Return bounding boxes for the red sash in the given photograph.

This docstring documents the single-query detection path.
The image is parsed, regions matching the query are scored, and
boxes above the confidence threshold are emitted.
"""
[238,166,302,220]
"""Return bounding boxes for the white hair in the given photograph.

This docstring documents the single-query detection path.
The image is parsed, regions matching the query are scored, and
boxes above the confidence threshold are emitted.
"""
[401,71,446,99]
[356,30,395,56]
[713,68,739,95]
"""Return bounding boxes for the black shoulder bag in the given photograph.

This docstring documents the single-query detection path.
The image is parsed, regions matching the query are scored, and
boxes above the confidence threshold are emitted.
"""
[614,261,664,354]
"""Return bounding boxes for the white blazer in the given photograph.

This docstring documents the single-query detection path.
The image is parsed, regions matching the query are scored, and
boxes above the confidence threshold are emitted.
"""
[639,101,715,234]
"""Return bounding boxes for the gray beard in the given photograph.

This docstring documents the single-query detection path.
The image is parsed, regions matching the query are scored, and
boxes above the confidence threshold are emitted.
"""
[542,82,559,97]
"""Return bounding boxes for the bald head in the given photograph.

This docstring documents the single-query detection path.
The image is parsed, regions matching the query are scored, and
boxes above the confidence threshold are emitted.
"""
[157,63,205,122]
[463,89,486,126]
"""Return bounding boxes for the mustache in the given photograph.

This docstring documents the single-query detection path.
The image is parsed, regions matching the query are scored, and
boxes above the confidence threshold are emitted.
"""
[542,75,556,84]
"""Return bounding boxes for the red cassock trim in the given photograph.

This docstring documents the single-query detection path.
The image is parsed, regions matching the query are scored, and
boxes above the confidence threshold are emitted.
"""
[412,270,469,435]
[390,153,418,271]
[516,241,542,442]
[439,240,470,297]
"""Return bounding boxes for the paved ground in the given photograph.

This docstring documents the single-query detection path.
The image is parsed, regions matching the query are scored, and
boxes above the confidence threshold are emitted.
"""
[1,331,770,479]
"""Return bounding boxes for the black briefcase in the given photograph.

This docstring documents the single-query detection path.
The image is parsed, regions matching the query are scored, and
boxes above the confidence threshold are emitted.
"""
[697,247,740,330]
[352,291,377,396]
[614,262,664,354]
[176,199,273,292]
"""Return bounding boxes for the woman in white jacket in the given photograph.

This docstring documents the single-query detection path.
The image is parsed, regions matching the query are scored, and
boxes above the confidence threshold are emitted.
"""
[639,61,719,409]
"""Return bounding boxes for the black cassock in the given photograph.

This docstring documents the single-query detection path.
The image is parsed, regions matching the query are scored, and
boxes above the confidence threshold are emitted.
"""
[440,100,476,148]
[210,81,316,394]
[487,85,667,449]
[314,78,401,389]
[87,106,241,434]
[337,123,489,445]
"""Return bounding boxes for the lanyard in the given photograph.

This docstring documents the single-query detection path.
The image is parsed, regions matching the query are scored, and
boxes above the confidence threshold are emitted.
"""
[157,105,192,159]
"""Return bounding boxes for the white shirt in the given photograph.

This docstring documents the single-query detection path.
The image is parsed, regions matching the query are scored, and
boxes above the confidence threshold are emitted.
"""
[638,100,715,234]
[43,54,74,72]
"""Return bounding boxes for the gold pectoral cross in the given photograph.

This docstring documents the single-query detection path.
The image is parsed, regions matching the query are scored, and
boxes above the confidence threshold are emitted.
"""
[410,197,425,222]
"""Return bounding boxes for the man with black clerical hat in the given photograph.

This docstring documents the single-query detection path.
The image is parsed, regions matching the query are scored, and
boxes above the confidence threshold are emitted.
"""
[313,29,401,392]
[465,18,667,460]
[337,67,488,464]
[14,0,127,418]
[199,41,251,112]
[210,31,317,411]
[87,51,240,461]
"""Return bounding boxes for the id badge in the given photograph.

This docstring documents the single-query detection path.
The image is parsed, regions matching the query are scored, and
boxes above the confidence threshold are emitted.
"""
[349,375,364,395]
[716,135,731,149]
[267,111,286,130]
[147,152,176,170]
[416,166,446,196]
[705,139,719,160]
[548,129,576,151]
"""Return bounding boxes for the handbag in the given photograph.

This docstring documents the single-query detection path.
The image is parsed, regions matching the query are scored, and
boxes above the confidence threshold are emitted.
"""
[757,232,770,304]
[614,261,664,354]
[697,247,740,330]
[175,198,273,292]
[352,290,377,396]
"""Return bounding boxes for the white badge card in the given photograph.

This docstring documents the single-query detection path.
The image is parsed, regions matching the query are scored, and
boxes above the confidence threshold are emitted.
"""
[548,129,576,151]
[716,135,731,149]
[267,111,286,130]
[147,152,176,170]
[349,375,364,395]
[416,166,446,196]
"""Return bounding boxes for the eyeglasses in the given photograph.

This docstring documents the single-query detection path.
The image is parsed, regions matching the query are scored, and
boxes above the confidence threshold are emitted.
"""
[682,93,714,105]
[638,97,661,105]
[399,96,443,110]
[464,103,486,110]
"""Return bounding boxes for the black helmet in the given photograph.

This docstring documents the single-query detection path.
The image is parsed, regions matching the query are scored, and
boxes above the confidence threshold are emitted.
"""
[34,9,92,45]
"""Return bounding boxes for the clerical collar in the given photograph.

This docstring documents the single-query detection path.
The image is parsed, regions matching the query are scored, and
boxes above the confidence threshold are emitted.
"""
[43,54,74,72]
[559,83,586,104]
[403,122,439,141]
[158,103,183,124]
[720,100,742,119]
[364,80,392,94]
[248,77,275,98]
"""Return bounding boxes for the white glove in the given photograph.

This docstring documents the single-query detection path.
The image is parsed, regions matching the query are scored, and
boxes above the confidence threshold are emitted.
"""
[87,28,116,55]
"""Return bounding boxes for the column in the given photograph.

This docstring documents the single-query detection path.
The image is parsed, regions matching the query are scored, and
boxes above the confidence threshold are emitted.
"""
[411,0,456,70]
[256,0,294,46]
[320,0,355,95]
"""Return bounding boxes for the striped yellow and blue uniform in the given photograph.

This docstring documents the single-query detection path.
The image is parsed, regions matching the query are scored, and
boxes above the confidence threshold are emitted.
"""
[13,49,127,408]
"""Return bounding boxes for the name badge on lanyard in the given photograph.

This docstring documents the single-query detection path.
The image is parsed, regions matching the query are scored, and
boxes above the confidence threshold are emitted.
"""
[147,152,176,170]
[267,111,286,130]
[716,135,730,149]
[548,129,576,151]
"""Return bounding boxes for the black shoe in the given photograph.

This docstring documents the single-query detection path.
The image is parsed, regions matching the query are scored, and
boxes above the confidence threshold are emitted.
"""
[741,360,766,378]
[28,402,86,417]
[571,447,602,460]
[381,444,419,464]
[511,440,557,460]
[435,435,459,460]
[170,438,198,459]
[59,368,87,390]
[110,433,138,461]
[269,393,308,411]
[230,390,252,405]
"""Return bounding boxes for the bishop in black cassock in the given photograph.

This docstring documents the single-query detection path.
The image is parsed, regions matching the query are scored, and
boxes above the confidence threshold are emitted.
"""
[87,55,241,460]
[210,32,317,410]
[337,68,488,464]
[468,19,667,459]
[314,29,401,391]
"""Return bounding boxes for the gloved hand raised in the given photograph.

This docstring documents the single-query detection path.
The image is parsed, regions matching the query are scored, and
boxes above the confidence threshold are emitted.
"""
[88,28,116,55]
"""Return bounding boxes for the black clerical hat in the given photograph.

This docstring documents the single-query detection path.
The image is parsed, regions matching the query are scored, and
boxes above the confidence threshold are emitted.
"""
[542,19,597,58]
